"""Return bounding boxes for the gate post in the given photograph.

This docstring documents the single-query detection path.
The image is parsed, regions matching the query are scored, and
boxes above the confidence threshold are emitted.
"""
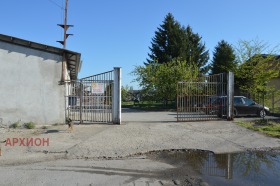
[112,67,121,124]
[227,72,234,120]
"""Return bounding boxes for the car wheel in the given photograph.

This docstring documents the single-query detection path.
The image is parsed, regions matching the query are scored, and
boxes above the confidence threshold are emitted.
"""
[259,110,266,117]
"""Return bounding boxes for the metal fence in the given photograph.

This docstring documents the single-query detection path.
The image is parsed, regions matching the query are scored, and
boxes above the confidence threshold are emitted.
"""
[65,70,114,123]
[202,153,233,179]
[177,73,227,121]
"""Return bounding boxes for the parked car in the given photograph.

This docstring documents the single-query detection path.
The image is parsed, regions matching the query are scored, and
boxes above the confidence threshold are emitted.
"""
[203,96,222,115]
[212,96,269,117]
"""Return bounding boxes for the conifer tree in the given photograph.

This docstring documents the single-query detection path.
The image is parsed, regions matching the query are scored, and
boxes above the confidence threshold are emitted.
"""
[146,13,209,73]
[211,40,237,74]
[184,26,209,73]
[146,13,184,65]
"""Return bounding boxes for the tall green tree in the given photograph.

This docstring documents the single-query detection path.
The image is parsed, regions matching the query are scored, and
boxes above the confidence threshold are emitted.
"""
[183,26,210,73]
[146,13,209,73]
[211,40,237,74]
[146,13,184,65]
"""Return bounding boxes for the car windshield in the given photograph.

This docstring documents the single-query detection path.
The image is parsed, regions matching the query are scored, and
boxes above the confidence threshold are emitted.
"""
[234,97,243,105]
[243,98,255,105]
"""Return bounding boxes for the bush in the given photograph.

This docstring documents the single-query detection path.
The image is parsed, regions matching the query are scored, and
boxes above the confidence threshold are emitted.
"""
[24,122,36,129]
[9,122,20,129]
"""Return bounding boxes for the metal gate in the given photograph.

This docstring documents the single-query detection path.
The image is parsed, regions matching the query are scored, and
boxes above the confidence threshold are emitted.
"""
[65,68,121,124]
[177,73,229,121]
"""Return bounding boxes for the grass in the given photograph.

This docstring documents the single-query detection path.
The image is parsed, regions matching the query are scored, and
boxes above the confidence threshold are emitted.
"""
[9,122,20,129]
[24,122,36,129]
[237,119,280,138]
[122,101,176,111]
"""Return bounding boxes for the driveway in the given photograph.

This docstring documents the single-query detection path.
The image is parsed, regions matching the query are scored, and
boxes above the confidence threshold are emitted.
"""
[65,109,280,159]
[1,109,280,185]
[1,109,280,165]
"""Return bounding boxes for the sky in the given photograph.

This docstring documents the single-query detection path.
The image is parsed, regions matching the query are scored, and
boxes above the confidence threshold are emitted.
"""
[1,0,280,89]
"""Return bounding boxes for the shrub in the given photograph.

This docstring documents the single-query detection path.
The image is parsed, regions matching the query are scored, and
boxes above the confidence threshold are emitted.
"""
[9,122,20,129]
[24,122,36,129]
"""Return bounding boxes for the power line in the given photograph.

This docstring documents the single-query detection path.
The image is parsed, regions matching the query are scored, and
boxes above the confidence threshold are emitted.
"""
[47,0,64,9]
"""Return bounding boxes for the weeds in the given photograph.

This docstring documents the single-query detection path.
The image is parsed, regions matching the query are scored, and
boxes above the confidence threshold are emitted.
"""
[9,122,20,129]
[237,119,280,138]
[24,122,36,129]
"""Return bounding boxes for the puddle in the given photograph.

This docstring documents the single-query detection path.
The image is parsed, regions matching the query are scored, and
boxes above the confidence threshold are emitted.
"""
[147,149,280,186]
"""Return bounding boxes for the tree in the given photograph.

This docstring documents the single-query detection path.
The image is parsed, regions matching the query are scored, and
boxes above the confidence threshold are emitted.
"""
[235,39,280,118]
[210,40,237,74]
[183,26,210,73]
[132,59,199,104]
[235,39,280,95]
[236,54,279,95]
[235,39,276,65]
[146,13,184,65]
[146,13,209,73]
[121,85,131,102]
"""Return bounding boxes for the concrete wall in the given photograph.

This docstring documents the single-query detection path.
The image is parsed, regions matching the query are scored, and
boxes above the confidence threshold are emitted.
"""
[268,78,280,90]
[0,41,65,126]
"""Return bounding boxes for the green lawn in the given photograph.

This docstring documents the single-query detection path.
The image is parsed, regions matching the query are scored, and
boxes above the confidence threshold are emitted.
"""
[237,119,280,138]
[122,101,176,111]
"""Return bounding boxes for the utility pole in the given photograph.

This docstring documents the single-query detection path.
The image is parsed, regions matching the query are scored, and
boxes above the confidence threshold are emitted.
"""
[57,0,73,48]
[57,0,73,83]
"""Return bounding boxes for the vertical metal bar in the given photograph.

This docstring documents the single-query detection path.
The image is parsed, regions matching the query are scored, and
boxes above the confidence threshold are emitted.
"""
[65,81,68,122]
[94,76,96,122]
[101,73,103,122]
[272,92,274,113]
[226,154,233,179]
[102,74,104,122]
[90,76,92,122]
[104,73,106,122]
[182,83,184,121]
[109,73,111,122]
[177,82,180,122]
[79,80,83,124]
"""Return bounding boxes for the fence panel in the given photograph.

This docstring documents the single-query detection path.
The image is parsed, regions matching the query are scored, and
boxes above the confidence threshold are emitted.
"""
[177,73,227,121]
[65,70,114,123]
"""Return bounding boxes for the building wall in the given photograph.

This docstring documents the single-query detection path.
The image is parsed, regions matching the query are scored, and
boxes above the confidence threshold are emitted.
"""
[0,41,65,125]
[268,78,280,90]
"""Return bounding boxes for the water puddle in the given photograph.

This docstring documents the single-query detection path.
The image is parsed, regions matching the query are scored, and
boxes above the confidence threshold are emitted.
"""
[147,149,280,186]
